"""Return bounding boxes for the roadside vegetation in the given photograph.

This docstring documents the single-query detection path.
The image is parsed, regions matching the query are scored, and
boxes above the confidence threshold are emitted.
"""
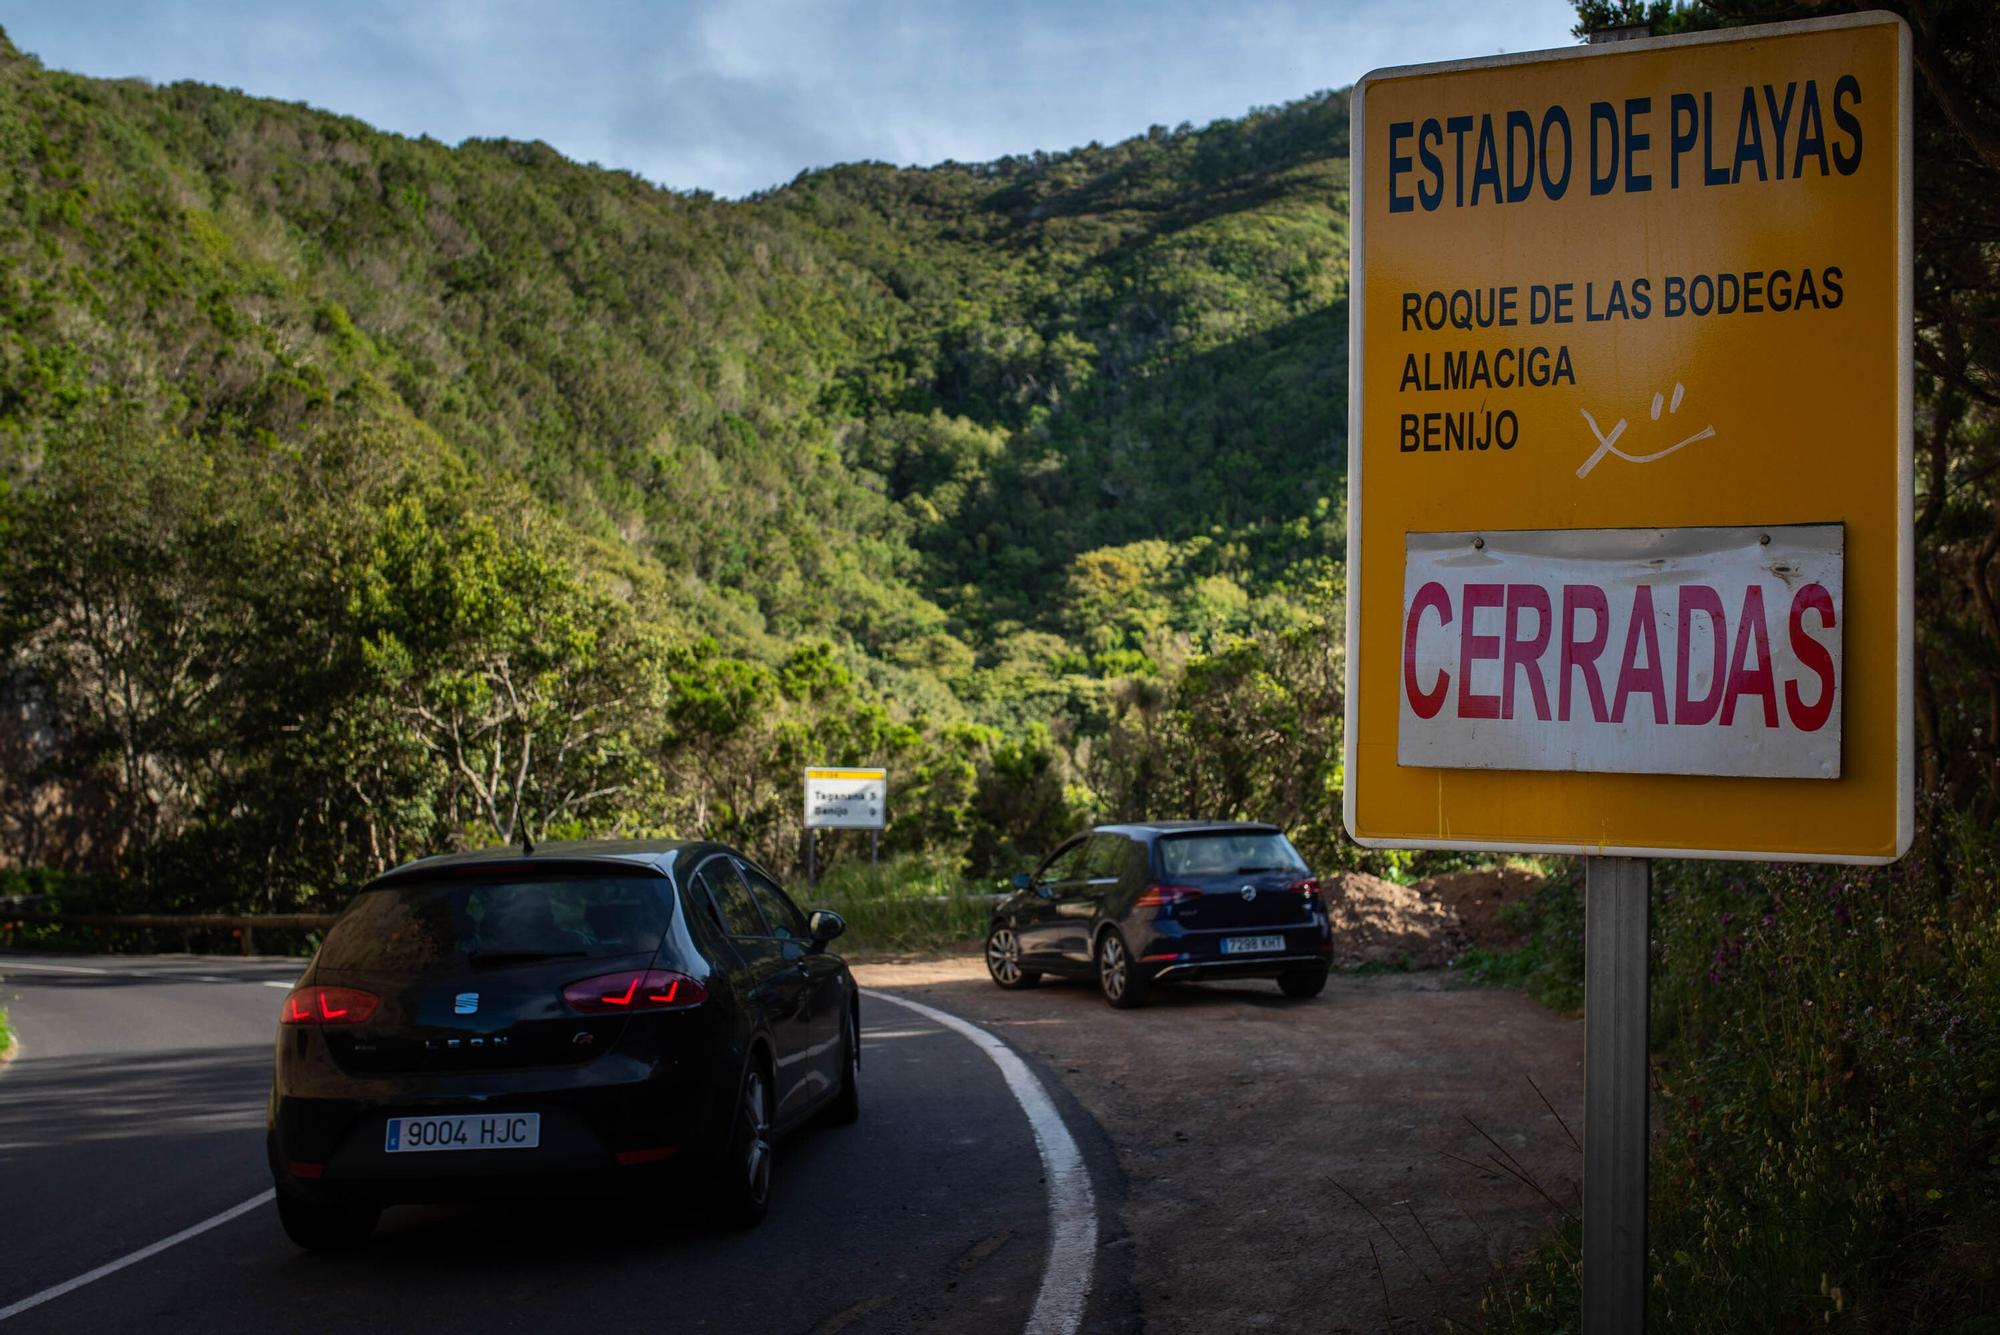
[804,853,995,957]
[1482,826,2000,1332]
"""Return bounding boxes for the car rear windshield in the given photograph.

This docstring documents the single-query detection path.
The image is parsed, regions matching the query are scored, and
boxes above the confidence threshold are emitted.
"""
[315,873,673,973]
[1157,832,1308,878]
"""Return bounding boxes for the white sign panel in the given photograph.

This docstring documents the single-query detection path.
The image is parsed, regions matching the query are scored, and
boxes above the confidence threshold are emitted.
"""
[804,767,886,830]
[1398,525,1843,778]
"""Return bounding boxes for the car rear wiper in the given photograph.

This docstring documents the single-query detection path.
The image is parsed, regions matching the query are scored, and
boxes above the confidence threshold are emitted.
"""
[466,949,589,967]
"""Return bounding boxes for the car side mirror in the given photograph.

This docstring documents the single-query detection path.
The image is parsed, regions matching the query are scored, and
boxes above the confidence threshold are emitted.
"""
[1010,872,1033,892]
[808,910,846,948]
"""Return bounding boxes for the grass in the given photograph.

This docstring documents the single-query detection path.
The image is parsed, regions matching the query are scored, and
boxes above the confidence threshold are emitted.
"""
[0,1005,11,1062]
[801,854,995,958]
[1479,819,2000,1332]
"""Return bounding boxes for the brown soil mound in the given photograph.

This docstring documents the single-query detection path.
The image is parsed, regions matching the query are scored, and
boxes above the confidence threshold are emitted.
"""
[1319,865,1547,968]
[1418,866,1547,952]
[1320,871,1468,968]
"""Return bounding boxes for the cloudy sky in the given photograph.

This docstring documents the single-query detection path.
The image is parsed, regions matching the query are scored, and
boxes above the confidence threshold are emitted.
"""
[6,0,1582,197]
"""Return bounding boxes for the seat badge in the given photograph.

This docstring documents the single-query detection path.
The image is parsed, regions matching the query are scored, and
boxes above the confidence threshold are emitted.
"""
[1240,885,1258,902]
[454,992,480,1015]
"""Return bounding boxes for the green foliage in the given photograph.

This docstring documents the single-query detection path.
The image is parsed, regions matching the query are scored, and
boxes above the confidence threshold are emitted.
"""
[0,28,1372,907]
[1488,830,2000,1332]
[803,852,996,956]
[1451,865,1588,1013]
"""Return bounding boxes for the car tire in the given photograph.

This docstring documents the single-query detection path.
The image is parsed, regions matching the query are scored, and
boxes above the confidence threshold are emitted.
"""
[985,925,1041,989]
[713,1061,774,1229]
[1097,929,1150,1009]
[1278,967,1330,999]
[821,1005,860,1126]
[275,1192,379,1251]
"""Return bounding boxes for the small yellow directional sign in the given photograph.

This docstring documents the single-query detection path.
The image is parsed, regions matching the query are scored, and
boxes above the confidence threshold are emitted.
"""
[1344,15,1911,862]
[804,767,887,831]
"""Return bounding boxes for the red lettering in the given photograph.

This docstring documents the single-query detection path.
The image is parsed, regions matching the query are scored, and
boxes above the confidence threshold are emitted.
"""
[1785,583,1837,731]
[1611,585,1668,724]
[1458,584,1504,719]
[1502,584,1553,721]
[1673,584,1727,725]
[1558,584,1610,723]
[1404,581,1452,719]
[1720,586,1778,726]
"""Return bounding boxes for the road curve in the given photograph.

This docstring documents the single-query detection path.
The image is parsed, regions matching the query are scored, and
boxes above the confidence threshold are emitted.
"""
[0,952,1112,1335]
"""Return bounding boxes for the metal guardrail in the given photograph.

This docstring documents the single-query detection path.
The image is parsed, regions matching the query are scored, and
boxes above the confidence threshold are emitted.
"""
[0,911,340,954]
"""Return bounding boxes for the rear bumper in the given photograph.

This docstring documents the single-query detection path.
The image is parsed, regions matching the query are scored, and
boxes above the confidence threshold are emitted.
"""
[1146,953,1329,982]
[268,1088,718,1205]
[1132,917,1333,982]
[269,1027,735,1206]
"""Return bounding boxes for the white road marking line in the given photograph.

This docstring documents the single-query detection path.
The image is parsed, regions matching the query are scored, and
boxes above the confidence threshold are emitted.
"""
[0,1190,275,1324]
[0,962,112,975]
[863,988,1097,1335]
[0,961,298,987]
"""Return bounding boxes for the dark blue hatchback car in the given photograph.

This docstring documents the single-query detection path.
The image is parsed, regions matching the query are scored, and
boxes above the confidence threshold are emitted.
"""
[985,821,1334,1007]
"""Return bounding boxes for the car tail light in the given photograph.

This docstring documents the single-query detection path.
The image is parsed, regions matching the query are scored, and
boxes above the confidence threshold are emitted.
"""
[1292,878,1323,909]
[280,986,380,1026]
[562,970,708,1014]
[1136,884,1203,908]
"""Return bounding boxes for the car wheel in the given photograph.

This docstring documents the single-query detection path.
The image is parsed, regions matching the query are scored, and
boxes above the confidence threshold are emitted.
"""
[275,1192,379,1251]
[1278,967,1329,999]
[822,1005,860,1126]
[714,1062,773,1229]
[985,926,1041,989]
[1097,929,1150,1009]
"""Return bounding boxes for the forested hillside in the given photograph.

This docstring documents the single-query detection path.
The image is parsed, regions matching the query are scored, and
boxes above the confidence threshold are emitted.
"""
[0,27,1353,904]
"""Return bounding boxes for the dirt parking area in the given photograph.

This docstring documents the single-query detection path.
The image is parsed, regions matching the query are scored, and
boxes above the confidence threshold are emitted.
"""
[853,958,1582,1333]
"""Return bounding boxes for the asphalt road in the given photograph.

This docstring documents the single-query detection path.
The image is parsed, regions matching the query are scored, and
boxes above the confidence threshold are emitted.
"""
[0,952,1117,1335]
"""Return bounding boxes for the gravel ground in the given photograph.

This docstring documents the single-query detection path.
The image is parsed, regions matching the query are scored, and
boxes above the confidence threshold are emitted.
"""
[853,957,1583,1334]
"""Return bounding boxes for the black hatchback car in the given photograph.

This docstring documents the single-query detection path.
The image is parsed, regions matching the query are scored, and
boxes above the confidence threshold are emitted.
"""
[268,839,858,1248]
[986,822,1333,1007]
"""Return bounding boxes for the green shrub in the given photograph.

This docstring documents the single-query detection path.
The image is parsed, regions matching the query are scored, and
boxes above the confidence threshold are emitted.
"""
[797,852,995,957]
[1484,820,2000,1332]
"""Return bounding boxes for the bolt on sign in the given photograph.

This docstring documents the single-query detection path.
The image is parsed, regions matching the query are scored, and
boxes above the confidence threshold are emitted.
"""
[1343,15,1911,862]
[804,768,886,831]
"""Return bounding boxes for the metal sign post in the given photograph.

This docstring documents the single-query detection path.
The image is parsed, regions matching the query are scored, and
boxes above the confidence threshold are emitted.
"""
[1583,856,1650,1333]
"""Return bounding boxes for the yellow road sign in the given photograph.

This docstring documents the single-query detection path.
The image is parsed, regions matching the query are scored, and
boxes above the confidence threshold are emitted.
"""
[1343,15,1911,863]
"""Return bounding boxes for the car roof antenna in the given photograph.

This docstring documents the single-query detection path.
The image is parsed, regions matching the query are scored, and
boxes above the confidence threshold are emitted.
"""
[521,828,535,856]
